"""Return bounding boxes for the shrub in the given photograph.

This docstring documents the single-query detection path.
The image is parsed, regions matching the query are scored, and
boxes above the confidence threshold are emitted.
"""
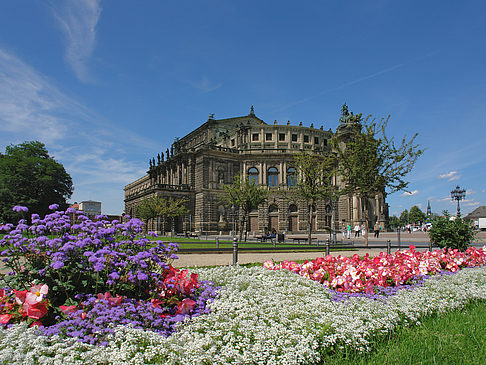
[0,205,219,342]
[428,212,477,251]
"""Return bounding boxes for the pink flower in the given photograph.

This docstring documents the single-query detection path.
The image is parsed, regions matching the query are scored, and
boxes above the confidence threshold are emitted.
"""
[25,301,48,320]
[0,314,12,324]
[176,298,196,315]
[25,284,48,305]
[59,305,77,314]
[14,290,28,305]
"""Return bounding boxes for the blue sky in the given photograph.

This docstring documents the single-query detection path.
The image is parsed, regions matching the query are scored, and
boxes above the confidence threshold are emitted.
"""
[0,0,485,216]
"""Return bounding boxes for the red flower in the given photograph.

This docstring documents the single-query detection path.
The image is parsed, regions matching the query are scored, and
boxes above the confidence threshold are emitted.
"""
[0,314,12,324]
[176,298,196,315]
[59,305,77,314]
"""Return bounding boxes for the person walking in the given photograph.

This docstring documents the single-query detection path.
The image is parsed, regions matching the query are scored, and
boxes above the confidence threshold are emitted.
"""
[346,224,351,239]
[354,224,360,238]
[374,222,380,238]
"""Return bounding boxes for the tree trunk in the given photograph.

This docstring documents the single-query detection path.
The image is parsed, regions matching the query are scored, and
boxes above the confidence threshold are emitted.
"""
[363,198,369,247]
[307,201,314,245]
[238,216,245,242]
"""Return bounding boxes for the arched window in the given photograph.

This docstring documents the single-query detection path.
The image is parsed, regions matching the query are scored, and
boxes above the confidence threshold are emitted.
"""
[287,167,297,187]
[267,167,278,187]
[288,204,298,213]
[268,204,279,214]
[248,167,259,185]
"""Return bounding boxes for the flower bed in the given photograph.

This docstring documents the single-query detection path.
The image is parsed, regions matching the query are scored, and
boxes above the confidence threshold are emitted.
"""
[1,205,486,364]
[263,246,486,294]
[0,205,218,345]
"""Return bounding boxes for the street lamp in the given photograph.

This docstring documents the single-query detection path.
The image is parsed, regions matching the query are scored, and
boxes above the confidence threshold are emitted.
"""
[450,185,466,217]
[231,205,235,240]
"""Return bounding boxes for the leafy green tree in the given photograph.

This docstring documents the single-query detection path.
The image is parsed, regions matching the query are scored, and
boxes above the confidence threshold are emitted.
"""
[388,215,400,230]
[408,205,426,225]
[0,141,73,223]
[136,195,188,235]
[428,212,477,251]
[399,209,409,226]
[290,152,339,244]
[135,196,161,232]
[222,176,269,242]
[332,106,423,246]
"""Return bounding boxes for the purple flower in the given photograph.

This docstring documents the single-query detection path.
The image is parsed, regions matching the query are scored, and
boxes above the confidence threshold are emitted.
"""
[51,261,65,269]
[49,204,59,210]
[12,205,28,213]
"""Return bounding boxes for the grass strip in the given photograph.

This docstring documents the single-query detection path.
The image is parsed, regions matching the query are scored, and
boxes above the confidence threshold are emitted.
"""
[323,300,486,365]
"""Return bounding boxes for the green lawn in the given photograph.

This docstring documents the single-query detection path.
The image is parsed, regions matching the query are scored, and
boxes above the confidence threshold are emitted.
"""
[323,300,486,364]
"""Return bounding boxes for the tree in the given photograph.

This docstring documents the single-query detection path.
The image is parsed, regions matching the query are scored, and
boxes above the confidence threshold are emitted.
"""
[399,209,409,226]
[332,106,423,246]
[388,215,400,230]
[290,151,338,244]
[136,195,188,235]
[222,176,269,242]
[136,196,161,232]
[408,205,426,225]
[0,141,73,223]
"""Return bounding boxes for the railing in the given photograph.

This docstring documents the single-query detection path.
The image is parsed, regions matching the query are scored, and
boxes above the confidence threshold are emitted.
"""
[125,183,193,200]
[166,238,485,266]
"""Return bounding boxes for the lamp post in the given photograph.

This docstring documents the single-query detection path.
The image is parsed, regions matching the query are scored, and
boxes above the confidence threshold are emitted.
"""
[450,185,466,217]
[231,205,235,240]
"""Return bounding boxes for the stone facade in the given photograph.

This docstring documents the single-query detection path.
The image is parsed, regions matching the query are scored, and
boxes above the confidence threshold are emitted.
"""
[124,107,388,235]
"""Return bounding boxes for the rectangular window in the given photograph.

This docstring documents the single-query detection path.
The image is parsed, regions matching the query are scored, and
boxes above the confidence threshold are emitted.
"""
[291,134,298,142]
[279,133,286,141]
[314,136,319,144]
[252,133,259,141]
[304,135,309,143]
[323,139,328,146]
[266,133,273,141]
[268,175,278,187]
[231,139,235,146]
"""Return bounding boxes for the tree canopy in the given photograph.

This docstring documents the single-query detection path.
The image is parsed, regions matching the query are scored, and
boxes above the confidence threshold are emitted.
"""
[290,152,338,243]
[332,106,423,245]
[408,205,426,224]
[222,176,268,241]
[136,195,188,234]
[0,141,73,223]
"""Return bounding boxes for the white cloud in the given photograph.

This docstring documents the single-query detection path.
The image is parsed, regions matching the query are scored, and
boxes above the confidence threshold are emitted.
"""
[402,190,419,196]
[0,47,158,214]
[188,76,223,92]
[463,201,480,207]
[50,0,102,83]
[0,49,71,143]
[438,171,460,181]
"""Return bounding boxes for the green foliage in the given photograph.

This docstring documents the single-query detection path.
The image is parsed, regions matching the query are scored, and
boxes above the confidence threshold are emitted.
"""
[291,152,338,243]
[408,205,426,224]
[136,195,188,233]
[0,141,73,223]
[388,215,400,229]
[222,176,269,241]
[332,106,423,245]
[399,209,409,226]
[428,213,477,251]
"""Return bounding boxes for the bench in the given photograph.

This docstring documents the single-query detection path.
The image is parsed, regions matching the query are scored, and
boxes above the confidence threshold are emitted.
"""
[290,237,314,244]
[255,234,276,242]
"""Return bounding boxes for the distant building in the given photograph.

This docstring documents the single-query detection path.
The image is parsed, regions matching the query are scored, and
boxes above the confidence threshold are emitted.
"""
[79,200,102,219]
[124,106,388,235]
[464,206,486,220]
